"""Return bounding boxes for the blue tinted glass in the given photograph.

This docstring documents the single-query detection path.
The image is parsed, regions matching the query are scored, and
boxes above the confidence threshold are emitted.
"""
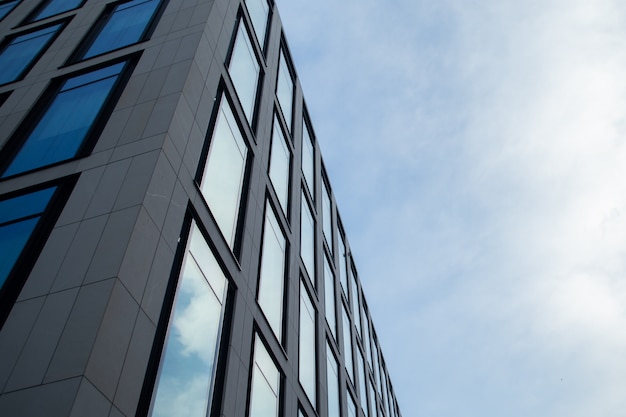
[0,0,19,21]
[2,63,123,177]
[34,0,82,21]
[0,187,55,224]
[0,217,39,287]
[84,0,159,58]
[0,24,61,85]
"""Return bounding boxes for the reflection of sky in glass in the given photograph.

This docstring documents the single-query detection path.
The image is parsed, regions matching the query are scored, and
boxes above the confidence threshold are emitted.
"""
[268,117,290,214]
[301,122,314,198]
[150,225,227,417]
[357,349,368,417]
[299,281,316,405]
[243,0,268,46]
[228,23,260,122]
[342,303,354,383]
[321,179,332,250]
[276,51,293,130]
[257,205,286,340]
[326,344,340,417]
[324,255,336,338]
[300,194,315,285]
[249,336,280,417]
[201,98,248,248]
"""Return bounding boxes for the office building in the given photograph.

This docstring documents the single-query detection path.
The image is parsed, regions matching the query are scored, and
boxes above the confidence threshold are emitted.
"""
[0,0,403,415]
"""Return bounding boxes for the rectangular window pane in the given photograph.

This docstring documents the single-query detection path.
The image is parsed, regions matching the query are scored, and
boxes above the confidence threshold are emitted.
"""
[0,23,62,85]
[31,0,82,21]
[200,95,249,248]
[322,178,332,251]
[324,254,336,339]
[249,336,280,417]
[300,193,315,285]
[244,0,268,47]
[228,21,261,122]
[276,50,293,131]
[342,302,354,384]
[357,349,368,417]
[268,116,290,214]
[301,120,314,198]
[326,344,340,417]
[347,390,357,417]
[371,336,381,396]
[82,0,161,59]
[0,0,19,21]
[149,223,228,417]
[350,267,361,340]
[0,186,56,285]
[368,380,377,417]
[1,61,126,177]
[361,305,371,369]
[299,280,316,407]
[257,203,286,341]
[338,229,348,299]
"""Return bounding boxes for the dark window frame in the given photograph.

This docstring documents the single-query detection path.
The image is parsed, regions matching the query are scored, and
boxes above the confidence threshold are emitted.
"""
[0,18,69,86]
[67,0,168,63]
[23,0,86,24]
[0,53,139,179]
[0,175,77,330]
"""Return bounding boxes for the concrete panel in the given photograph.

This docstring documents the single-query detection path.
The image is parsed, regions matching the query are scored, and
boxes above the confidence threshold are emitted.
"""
[69,378,111,417]
[0,377,81,417]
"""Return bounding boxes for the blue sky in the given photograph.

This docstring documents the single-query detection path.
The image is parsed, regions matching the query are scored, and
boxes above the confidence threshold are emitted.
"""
[275,0,626,416]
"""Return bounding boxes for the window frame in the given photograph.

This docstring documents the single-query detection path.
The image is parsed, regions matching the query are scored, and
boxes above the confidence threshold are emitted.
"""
[0,176,76,330]
[0,0,20,22]
[0,18,68,86]
[0,55,138,178]
[24,0,86,24]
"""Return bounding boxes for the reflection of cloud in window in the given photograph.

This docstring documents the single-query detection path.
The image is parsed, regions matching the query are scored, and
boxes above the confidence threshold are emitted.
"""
[152,374,210,417]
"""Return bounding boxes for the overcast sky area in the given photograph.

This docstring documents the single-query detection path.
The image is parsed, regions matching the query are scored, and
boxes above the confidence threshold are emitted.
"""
[274,0,626,416]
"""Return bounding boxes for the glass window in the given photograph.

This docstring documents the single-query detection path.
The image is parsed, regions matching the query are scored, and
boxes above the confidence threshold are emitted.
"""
[0,0,19,21]
[326,344,340,417]
[149,223,228,417]
[371,335,381,395]
[80,0,161,59]
[322,178,332,251]
[350,266,361,340]
[257,202,286,341]
[347,390,357,417]
[0,186,56,287]
[299,280,316,407]
[324,254,336,339]
[300,193,315,285]
[276,49,293,131]
[268,115,291,215]
[357,349,368,417]
[338,228,348,299]
[228,21,261,122]
[368,380,377,417]
[244,0,268,47]
[361,304,371,368]
[249,335,281,417]
[30,0,83,21]
[301,119,314,198]
[1,61,128,177]
[0,23,63,85]
[199,95,249,249]
[342,302,354,384]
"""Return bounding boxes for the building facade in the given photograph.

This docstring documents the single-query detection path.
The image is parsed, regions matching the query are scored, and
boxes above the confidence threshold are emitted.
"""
[0,0,403,416]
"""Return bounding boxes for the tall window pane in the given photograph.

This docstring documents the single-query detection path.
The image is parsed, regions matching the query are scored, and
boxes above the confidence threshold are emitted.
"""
[342,302,354,384]
[244,0,268,46]
[338,229,348,298]
[228,21,261,122]
[350,267,361,340]
[0,0,19,21]
[268,115,290,214]
[326,344,340,417]
[368,380,377,417]
[200,95,249,248]
[1,61,127,177]
[31,0,83,21]
[82,0,161,59]
[257,203,286,341]
[361,304,371,368]
[301,120,314,198]
[299,280,316,407]
[322,178,332,251]
[0,23,62,85]
[149,223,228,417]
[347,391,357,417]
[276,50,293,131]
[324,254,336,339]
[300,193,315,285]
[0,186,56,286]
[357,349,368,417]
[249,336,281,417]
